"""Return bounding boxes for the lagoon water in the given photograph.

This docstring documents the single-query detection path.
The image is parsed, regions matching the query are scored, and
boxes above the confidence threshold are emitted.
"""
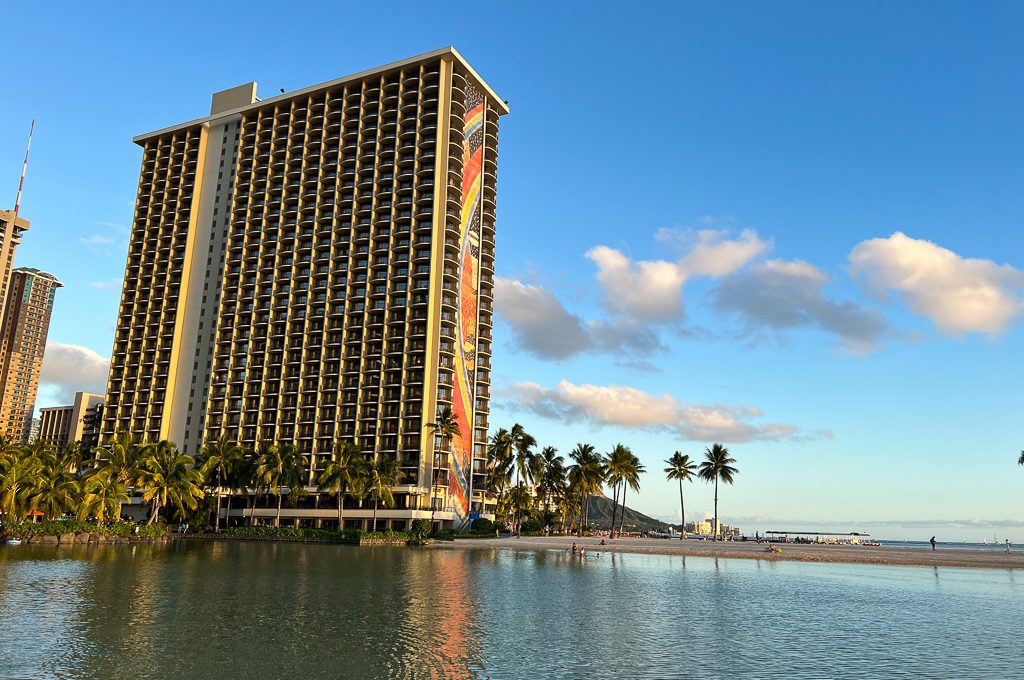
[0,541,1020,679]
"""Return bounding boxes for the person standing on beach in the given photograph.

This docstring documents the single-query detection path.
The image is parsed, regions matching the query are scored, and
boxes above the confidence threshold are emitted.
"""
[1006,539,1012,554]
[930,536,937,551]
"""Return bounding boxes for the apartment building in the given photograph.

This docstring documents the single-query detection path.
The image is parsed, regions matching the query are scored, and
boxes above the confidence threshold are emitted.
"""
[103,47,505,528]
[0,268,62,440]
[38,391,105,449]
[0,210,29,317]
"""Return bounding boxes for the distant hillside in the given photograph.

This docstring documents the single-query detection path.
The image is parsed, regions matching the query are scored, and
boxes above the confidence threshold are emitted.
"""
[586,494,670,532]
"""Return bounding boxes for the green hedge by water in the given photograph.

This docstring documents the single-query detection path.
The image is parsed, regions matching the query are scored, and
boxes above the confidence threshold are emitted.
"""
[4,520,169,539]
[222,527,412,542]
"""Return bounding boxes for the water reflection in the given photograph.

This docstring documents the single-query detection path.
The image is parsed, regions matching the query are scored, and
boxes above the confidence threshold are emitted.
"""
[1,543,1021,679]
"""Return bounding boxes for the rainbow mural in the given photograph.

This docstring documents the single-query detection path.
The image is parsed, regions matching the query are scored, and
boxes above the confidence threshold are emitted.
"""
[446,84,486,520]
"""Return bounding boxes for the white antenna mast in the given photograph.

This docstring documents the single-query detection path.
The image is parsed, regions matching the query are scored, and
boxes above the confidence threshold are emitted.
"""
[13,119,35,219]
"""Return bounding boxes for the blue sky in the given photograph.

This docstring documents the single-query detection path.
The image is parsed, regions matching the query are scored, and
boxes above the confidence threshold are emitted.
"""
[2,2,1021,540]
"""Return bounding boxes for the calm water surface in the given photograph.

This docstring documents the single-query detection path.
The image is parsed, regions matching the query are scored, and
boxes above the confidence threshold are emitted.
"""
[0,541,1021,679]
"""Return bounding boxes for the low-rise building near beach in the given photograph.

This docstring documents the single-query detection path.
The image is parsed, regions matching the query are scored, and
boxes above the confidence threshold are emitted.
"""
[38,392,105,449]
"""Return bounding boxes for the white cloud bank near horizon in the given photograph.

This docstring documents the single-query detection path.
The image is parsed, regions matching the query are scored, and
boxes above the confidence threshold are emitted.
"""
[499,379,831,444]
[39,342,110,404]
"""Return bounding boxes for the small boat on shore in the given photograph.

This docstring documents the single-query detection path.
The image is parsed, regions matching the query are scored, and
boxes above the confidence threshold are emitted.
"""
[6,539,22,545]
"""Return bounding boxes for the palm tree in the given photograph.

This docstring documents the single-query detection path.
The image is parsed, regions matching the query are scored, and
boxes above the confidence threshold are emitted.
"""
[138,441,205,524]
[604,444,633,536]
[28,453,80,520]
[508,423,536,531]
[486,428,514,523]
[277,444,308,527]
[507,482,532,527]
[94,432,147,487]
[60,441,84,474]
[697,443,738,540]
[616,451,645,537]
[200,434,241,533]
[255,442,308,528]
[427,406,461,525]
[567,443,604,534]
[251,442,279,526]
[0,435,21,463]
[536,446,565,514]
[228,444,256,525]
[0,452,35,521]
[367,454,398,532]
[78,471,129,525]
[93,432,148,520]
[317,440,364,530]
[1018,450,1024,466]
[664,451,696,540]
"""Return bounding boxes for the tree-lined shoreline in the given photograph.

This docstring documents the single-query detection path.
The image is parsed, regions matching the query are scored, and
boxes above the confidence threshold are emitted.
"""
[1,417,742,541]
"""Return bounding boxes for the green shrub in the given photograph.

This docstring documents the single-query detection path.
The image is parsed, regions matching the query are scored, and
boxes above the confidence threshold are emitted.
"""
[363,530,411,541]
[135,524,169,539]
[470,517,494,533]
[339,528,364,541]
[410,519,431,538]
[3,520,169,539]
[432,528,456,541]
[519,518,544,534]
[223,526,355,540]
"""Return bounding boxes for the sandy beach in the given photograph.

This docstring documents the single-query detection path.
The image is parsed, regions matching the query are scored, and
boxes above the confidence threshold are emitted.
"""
[435,535,1023,570]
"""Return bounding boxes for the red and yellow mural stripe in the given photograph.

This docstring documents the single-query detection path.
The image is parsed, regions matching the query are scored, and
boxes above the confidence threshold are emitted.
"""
[447,98,486,519]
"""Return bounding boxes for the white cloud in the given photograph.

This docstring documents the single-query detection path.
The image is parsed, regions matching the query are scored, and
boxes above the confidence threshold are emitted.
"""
[90,279,122,292]
[79,234,113,246]
[587,229,771,322]
[680,229,773,278]
[39,342,110,403]
[586,246,688,321]
[709,258,891,354]
[494,277,591,359]
[499,379,822,443]
[494,277,665,362]
[850,232,1024,335]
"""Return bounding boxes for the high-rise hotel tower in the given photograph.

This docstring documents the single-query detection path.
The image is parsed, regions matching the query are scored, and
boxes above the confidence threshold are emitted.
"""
[104,47,505,528]
[0,268,61,440]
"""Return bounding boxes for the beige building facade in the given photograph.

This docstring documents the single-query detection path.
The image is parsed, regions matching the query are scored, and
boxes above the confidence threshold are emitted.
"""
[0,268,61,440]
[0,210,29,319]
[104,47,505,528]
[38,391,105,449]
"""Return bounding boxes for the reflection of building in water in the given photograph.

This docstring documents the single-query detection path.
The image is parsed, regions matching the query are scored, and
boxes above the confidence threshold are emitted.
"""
[400,550,481,677]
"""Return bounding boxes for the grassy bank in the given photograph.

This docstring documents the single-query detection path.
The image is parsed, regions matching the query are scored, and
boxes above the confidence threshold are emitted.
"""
[188,526,453,545]
[3,520,170,543]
